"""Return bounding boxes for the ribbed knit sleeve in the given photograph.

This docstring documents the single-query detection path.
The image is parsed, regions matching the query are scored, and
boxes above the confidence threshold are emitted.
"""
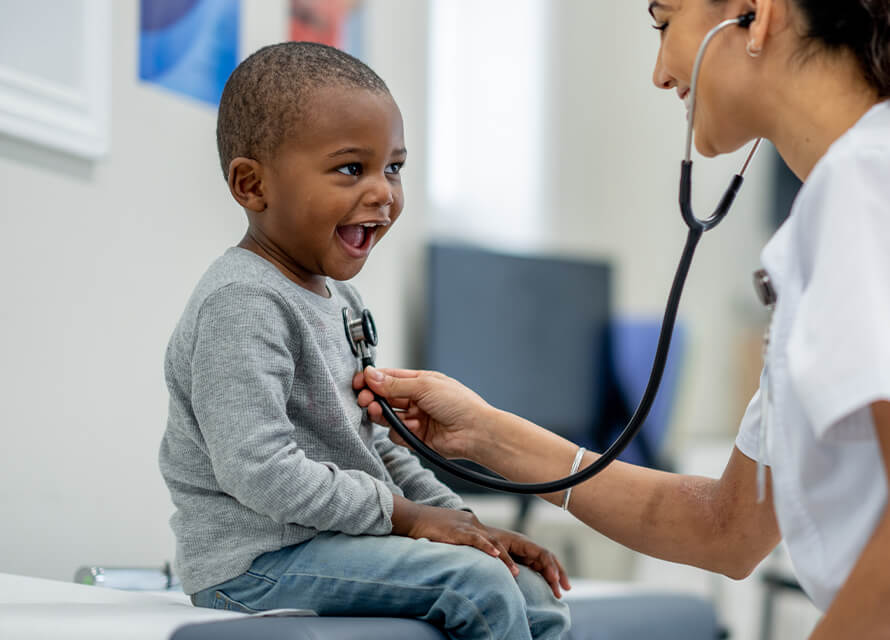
[371,426,466,510]
[191,283,394,535]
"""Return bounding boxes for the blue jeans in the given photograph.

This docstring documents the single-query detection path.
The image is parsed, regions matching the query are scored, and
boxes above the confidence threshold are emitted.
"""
[192,532,570,640]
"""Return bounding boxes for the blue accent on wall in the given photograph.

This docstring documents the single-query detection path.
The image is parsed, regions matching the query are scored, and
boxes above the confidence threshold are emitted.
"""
[139,0,239,106]
[140,0,200,32]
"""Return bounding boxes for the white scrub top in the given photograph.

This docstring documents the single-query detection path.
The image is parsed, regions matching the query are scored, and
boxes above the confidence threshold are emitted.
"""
[735,100,890,612]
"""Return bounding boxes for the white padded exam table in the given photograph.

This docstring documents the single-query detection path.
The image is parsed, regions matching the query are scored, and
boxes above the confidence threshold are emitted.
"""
[0,572,721,639]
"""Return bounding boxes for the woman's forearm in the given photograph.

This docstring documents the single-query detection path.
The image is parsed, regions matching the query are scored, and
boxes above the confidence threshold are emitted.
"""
[471,407,780,578]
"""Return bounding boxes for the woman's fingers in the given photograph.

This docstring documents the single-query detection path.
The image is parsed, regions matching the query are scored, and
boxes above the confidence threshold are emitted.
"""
[356,381,411,409]
[364,366,426,399]
[357,389,411,411]
[356,388,374,407]
[371,367,426,379]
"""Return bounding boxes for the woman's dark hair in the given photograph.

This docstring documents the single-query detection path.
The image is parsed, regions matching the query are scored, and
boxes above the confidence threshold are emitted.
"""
[792,0,890,96]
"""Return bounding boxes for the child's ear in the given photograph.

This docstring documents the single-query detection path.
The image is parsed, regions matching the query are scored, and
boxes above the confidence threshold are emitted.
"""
[228,157,268,213]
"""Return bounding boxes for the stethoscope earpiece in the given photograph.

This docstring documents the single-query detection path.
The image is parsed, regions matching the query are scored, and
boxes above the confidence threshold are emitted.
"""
[737,12,756,28]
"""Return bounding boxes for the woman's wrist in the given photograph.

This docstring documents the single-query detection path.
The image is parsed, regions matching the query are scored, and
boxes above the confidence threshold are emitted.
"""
[466,405,535,468]
[463,406,583,492]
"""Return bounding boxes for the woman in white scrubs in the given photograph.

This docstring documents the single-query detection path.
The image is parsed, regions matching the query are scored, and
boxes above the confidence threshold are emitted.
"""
[357,0,890,636]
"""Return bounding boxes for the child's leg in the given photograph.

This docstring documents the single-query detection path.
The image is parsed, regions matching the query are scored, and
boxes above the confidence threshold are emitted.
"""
[191,531,562,640]
[514,565,572,640]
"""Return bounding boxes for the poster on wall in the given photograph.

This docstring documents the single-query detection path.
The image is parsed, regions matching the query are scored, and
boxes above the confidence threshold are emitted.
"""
[139,0,239,106]
[289,0,365,57]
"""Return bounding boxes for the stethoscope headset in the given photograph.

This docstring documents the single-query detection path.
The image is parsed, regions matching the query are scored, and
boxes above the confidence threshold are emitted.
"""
[344,12,762,495]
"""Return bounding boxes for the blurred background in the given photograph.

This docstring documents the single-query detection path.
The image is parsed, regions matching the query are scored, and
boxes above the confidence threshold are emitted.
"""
[0,0,815,638]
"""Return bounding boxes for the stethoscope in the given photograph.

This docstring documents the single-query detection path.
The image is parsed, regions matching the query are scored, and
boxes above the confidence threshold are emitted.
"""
[344,12,762,495]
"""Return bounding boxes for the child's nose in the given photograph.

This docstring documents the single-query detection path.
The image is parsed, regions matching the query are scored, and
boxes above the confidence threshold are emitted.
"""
[365,174,395,208]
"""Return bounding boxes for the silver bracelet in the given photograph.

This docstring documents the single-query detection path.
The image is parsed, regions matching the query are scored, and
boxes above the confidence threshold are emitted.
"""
[561,447,587,511]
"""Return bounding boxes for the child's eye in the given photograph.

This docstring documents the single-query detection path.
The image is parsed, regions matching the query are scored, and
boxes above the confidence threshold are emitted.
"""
[385,162,404,175]
[336,163,363,176]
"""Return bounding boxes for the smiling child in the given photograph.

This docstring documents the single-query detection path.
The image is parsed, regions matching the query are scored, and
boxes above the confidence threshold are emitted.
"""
[157,42,571,640]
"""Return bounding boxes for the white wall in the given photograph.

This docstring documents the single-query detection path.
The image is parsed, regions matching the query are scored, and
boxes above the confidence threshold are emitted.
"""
[427,0,549,251]
[0,0,425,582]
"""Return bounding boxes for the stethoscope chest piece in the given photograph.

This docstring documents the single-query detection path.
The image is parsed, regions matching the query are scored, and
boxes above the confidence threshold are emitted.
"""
[342,307,378,365]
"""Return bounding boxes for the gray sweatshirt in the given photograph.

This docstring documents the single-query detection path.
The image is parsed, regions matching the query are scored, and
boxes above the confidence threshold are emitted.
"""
[159,248,466,595]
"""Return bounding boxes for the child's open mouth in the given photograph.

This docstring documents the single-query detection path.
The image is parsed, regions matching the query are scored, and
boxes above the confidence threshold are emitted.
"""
[336,223,380,257]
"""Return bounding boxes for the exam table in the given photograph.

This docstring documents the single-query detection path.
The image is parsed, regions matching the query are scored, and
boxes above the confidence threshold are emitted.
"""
[0,572,721,639]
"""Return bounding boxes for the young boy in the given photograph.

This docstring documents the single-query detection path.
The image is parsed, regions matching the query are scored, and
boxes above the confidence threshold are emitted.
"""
[158,42,571,640]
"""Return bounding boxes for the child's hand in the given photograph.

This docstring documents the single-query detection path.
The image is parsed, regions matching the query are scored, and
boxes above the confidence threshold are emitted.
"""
[391,496,521,577]
[483,526,572,599]
[391,497,571,597]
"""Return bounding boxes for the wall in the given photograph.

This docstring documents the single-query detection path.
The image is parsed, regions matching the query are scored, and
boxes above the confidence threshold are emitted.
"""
[0,0,426,582]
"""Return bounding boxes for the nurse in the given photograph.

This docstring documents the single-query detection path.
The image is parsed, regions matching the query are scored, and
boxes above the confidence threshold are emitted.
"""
[357,0,890,636]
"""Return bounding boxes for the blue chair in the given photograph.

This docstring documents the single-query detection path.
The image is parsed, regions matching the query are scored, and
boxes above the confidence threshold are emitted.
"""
[594,317,686,470]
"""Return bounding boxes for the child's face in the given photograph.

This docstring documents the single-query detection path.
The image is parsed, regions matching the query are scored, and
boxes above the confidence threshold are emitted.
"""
[248,86,406,292]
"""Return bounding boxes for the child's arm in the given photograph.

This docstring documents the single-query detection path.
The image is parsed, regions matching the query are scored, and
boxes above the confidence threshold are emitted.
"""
[371,426,467,510]
[190,285,394,535]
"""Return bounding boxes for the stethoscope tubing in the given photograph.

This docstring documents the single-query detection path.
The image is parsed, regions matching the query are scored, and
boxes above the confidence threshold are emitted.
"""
[367,13,761,495]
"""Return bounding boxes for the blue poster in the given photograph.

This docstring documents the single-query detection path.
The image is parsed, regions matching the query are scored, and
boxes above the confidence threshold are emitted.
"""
[139,0,239,106]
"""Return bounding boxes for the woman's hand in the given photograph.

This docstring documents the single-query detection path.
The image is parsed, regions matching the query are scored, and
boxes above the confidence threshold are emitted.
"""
[353,367,493,460]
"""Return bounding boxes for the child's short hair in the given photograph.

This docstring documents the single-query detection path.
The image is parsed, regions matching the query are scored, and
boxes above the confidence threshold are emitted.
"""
[216,41,390,179]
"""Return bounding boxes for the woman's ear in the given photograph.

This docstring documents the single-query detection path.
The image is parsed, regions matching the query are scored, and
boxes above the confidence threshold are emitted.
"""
[228,157,268,213]
[748,0,797,57]
[747,0,775,55]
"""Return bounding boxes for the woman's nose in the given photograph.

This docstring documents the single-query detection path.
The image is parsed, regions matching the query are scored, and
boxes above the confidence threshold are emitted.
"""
[652,50,675,90]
